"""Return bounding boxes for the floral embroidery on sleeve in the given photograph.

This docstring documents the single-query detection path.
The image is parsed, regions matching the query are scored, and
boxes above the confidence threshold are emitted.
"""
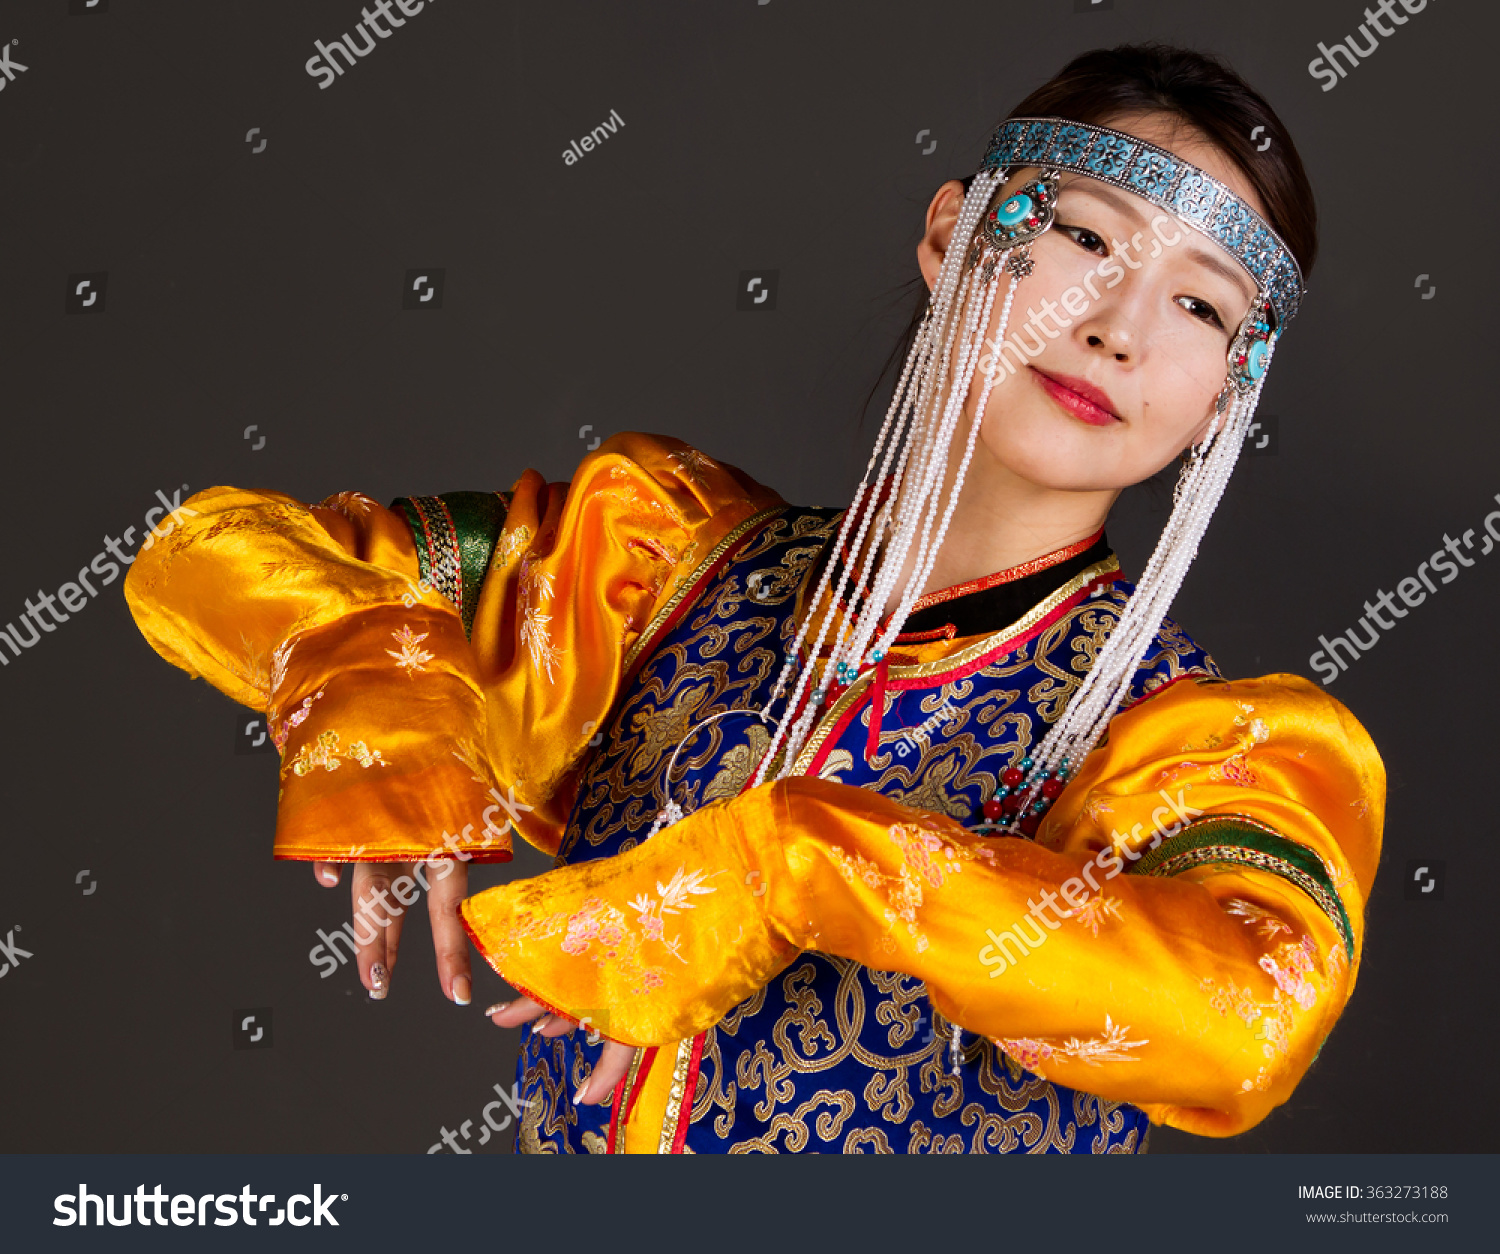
[519,557,564,682]
[495,866,724,997]
[386,624,436,676]
[826,819,998,955]
[996,1014,1149,1076]
[667,446,718,489]
[284,729,391,777]
[1060,890,1125,937]
[495,523,532,568]
[318,491,378,521]
[268,638,296,703]
[271,688,325,751]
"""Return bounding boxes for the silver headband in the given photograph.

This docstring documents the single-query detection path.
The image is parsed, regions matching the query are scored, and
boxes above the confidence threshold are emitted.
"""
[981,117,1305,327]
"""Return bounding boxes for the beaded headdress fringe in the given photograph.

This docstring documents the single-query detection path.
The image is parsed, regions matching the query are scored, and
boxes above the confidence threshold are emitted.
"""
[745,126,1287,815]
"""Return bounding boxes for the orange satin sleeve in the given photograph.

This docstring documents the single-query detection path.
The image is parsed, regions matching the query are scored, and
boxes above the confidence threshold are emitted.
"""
[460,672,1383,1137]
[124,431,783,863]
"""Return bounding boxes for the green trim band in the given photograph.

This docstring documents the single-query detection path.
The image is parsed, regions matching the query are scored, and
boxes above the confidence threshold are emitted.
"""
[1131,815,1354,962]
[392,491,510,639]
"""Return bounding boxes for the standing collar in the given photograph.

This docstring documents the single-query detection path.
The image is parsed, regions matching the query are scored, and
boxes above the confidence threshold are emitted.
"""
[805,513,1113,644]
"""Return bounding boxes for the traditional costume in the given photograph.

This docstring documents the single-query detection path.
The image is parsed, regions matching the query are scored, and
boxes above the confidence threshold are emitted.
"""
[125,118,1382,1153]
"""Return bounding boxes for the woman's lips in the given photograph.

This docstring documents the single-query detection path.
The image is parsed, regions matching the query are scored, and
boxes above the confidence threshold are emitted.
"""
[1029,367,1121,427]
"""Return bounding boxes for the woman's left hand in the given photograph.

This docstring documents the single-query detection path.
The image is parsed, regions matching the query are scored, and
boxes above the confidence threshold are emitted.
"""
[487,997,639,1106]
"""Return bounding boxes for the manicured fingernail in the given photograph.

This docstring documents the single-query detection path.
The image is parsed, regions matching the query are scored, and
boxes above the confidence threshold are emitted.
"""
[573,1079,591,1105]
[369,963,389,1000]
[533,1015,551,1033]
[484,1001,511,1017]
[320,868,339,885]
[451,975,471,1006]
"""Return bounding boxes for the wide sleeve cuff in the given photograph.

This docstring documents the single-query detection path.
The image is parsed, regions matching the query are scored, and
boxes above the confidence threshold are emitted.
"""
[459,791,803,1045]
[267,602,514,863]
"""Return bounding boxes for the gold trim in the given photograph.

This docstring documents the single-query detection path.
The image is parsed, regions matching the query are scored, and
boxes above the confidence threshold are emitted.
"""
[790,557,1120,775]
[622,503,788,676]
[657,1037,697,1154]
[616,1045,648,1155]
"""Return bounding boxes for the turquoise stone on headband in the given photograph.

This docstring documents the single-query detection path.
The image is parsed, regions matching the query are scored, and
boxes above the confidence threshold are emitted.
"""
[980,116,1306,327]
[996,194,1033,226]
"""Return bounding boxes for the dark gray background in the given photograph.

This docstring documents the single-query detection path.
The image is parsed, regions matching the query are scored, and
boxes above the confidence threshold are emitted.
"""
[0,0,1491,1155]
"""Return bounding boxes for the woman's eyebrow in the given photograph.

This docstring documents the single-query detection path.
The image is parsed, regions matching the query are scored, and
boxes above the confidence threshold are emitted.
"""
[1061,179,1254,303]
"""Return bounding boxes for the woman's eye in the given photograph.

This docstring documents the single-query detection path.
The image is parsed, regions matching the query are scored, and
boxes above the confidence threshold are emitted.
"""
[1058,224,1108,256]
[1175,295,1225,330]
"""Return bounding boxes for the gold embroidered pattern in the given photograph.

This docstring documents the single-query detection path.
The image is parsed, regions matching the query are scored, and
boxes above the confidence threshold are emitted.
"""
[285,729,391,777]
[496,523,532,568]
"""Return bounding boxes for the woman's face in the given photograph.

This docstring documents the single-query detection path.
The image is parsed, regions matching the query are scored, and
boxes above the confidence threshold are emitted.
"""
[919,110,1267,494]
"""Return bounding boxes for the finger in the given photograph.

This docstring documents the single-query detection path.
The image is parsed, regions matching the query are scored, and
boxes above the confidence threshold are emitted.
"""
[350,862,400,1000]
[313,861,340,887]
[384,896,406,975]
[425,857,472,1004]
[382,862,416,975]
[486,996,547,1027]
[485,997,576,1035]
[538,1013,578,1038]
[575,1042,639,1106]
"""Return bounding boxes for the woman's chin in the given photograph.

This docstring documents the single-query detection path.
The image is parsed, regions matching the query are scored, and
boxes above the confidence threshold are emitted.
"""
[979,423,1128,494]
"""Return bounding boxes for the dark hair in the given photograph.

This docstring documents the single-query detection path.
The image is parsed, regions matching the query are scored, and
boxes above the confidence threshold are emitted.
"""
[860,43,1317,431]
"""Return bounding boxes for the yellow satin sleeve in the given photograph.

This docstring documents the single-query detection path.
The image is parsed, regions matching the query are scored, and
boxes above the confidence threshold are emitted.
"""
[124,431,782,862]
[460,672,1383,1137]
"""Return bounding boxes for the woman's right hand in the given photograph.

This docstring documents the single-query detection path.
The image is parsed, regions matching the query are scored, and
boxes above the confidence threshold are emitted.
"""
[486,997,640,1105]
[312,859,473,1006]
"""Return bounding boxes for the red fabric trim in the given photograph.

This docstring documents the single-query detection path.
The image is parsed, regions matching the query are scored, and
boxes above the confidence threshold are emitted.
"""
[273,850,513,864]
[606,1045,659,1153]
[907,524,1106,614]
[1118,668,1217,712]
[864,654,890,765]
[894,622,958,644]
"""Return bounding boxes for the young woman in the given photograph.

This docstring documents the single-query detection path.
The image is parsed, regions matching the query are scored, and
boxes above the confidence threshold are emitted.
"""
[126,44,1382,1154]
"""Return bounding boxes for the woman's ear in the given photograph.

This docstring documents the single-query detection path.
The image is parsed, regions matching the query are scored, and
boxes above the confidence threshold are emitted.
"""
[916,180,969,293]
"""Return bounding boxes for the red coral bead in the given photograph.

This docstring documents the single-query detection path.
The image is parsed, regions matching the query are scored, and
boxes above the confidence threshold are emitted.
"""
[1019,813,1042,837]
[1001,767,1024,787]
[1000,794,1024,817]
[982,797,1003,822]
[1040,778,1064,800]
